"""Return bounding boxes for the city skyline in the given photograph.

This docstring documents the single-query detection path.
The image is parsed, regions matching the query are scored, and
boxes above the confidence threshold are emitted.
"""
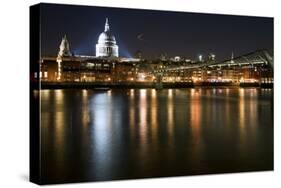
[41,3,273,61]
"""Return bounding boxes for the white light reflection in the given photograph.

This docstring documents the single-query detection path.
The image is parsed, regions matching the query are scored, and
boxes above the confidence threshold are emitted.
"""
[151,89,158,145]
[90,93,113,177]
[54,89,64,106]
[190,93,201,144]
[82,89,90,128]
[52,90,65,163]
[248,89,258,130]
[130,89,134,98]
[82,89,88,97]
[168,89,173,98]
[40,89,50,98]
[107,89,112,96]
[191,88,195,97]
[151,89,156,98]
[226,88,230,96]
[167,89,174,146]
[239,88,245,130]
[190,89,203,163]
[140,89,147,98]
[139,89,148,155]
[129,89,136,143]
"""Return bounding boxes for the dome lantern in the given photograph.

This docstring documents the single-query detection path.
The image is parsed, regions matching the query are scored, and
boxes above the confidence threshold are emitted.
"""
[104,17,110,32]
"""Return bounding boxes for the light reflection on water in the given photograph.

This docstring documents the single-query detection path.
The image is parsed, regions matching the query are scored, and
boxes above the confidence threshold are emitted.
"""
[139,89,148,161]
[40,88,273,183]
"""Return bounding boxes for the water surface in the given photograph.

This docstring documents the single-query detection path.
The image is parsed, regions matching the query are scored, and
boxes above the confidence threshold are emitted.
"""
[40,88,273,183]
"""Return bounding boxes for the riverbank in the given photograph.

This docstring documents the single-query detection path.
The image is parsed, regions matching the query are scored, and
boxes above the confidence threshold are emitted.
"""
[37,81,273,89]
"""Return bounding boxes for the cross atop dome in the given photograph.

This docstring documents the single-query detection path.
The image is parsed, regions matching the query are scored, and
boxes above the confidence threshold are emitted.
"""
[105,18,110,32]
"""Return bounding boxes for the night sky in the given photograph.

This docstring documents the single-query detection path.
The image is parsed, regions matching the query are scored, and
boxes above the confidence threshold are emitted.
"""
[40,3,273,61]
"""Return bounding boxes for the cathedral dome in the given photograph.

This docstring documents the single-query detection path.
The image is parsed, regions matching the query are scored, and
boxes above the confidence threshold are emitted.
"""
[96,18,119,57]
[98,31,116,45]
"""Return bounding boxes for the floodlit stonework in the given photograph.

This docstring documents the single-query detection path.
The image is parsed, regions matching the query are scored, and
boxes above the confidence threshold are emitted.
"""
[96,18,119,57]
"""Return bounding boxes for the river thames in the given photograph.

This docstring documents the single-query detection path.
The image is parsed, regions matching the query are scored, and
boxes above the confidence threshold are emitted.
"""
[39,88,273,183]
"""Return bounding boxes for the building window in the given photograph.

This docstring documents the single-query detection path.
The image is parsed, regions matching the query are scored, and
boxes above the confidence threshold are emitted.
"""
[44,71,48,78]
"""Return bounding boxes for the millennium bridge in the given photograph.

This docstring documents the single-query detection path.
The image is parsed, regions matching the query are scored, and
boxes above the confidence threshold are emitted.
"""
[153,49,273,73]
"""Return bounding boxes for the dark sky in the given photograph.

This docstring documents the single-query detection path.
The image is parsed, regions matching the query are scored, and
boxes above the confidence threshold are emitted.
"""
[40,3,273,61]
